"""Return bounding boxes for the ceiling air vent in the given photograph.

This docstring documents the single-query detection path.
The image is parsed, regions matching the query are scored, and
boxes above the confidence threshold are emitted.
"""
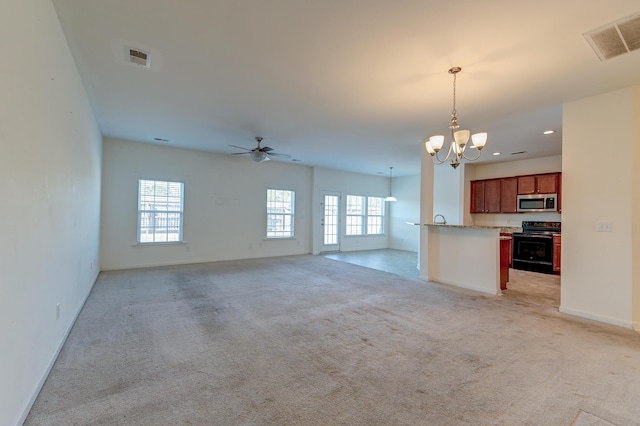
[128,47,150,68]
[584,13,640,61]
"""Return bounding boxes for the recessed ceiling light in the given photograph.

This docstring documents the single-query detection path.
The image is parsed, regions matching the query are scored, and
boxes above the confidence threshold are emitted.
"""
[543,130,555,135]
[492,152,501,156]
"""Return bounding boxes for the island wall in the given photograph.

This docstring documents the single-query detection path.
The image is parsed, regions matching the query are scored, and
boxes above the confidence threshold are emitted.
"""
[420,225,520,295]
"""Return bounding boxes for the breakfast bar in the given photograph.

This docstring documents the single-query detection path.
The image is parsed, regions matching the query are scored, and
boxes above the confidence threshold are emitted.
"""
[421,224,520,295]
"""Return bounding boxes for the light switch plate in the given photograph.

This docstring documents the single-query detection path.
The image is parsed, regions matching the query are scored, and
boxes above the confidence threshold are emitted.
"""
[596,221,613,232]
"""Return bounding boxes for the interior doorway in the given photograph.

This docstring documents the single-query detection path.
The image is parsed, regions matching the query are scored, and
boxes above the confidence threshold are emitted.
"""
[320,191,340,252]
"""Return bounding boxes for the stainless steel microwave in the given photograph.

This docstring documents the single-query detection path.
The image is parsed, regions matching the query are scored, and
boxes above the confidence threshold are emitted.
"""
[517,194,557,212]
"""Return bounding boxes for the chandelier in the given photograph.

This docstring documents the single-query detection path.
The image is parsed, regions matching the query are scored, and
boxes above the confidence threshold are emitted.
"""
[424,67,487,169]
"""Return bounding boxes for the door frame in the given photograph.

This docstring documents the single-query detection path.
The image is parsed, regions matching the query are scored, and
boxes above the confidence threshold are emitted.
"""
[320,190,341,253]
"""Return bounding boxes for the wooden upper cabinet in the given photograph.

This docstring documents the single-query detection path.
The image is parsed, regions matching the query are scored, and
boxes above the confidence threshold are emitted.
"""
[537,173,558,193]
[470,180,486,213]
[517,173,558,194]
[470,179,501,213]
[500,177,518,213]
[484,179,501,213]
[517,175,536,194]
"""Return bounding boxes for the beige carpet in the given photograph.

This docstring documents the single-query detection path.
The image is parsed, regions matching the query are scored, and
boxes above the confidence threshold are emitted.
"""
[25,255,640,425]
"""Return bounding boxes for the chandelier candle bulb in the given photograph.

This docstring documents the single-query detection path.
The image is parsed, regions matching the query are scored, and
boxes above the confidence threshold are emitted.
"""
[454,130,470,147]
[430,135,445,151]
[471,132,488,149]
[425,141,436,155]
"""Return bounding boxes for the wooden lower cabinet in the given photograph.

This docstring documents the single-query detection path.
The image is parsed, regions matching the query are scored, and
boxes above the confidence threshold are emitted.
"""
[500,233,512,290]
[553,234,561,274]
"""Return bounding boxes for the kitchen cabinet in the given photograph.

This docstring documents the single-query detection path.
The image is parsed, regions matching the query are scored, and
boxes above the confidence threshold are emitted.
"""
[553,234,561,274]
[557,172,562,213]
[500,177,518,213]
[517,173,558,195]
[499,235,511,290]
[500,232,512,267]
[470,179,501,213]
[471,172,561,215]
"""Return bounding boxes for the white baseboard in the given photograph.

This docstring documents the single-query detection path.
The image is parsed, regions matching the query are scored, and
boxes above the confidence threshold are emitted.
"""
[428,278,501,296]
[17,272,99,426]
[559,305,635,329]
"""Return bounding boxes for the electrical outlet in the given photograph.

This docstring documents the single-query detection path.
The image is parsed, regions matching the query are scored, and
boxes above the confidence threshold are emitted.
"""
[56,303,60,319]
[596,221,613,232]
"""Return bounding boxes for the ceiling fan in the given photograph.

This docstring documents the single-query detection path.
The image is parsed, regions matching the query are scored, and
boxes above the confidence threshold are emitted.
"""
[229,137,291,162]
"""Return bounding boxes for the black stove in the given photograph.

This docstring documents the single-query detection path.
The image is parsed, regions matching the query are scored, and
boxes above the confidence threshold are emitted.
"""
[512,221,561,274]
[519,221,561,235]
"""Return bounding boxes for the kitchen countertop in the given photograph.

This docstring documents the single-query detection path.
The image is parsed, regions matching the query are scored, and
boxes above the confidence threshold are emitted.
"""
[423,224,522,233]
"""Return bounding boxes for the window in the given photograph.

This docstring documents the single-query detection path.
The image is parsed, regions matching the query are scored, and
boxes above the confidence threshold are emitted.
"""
[138,179,184,244]
[267,189,295,238]
[367,196,384,235]
[346,195,385,236]
[346,195,365,236]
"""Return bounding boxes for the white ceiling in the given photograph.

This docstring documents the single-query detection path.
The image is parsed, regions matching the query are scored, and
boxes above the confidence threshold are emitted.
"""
[51,0,640,177]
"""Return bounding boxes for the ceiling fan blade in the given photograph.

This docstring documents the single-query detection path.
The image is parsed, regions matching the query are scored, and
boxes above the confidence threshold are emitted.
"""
[228,144,252,151]
[262,146,274,152]
[267,152,291,159]
[231,152,250,155]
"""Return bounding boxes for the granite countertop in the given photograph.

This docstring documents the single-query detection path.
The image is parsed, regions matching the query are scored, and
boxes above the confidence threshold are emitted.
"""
[423,224,522,233]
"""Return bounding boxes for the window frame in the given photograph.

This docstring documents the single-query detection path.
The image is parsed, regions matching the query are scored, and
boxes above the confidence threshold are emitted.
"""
[266,188,295,239]
[345,195,365,236]
[366,196,385,235]
[137,179,185,244]
[345,194,386,236]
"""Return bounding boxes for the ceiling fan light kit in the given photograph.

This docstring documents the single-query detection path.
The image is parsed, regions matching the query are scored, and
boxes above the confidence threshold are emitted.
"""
[424,67,487,169]
[250,149,269,162]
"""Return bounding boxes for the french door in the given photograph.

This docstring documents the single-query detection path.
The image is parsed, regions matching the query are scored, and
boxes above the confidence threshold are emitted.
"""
[320,191,340,252]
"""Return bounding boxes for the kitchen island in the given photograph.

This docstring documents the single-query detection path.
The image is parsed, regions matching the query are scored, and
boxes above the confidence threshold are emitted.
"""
[421,224,521,295]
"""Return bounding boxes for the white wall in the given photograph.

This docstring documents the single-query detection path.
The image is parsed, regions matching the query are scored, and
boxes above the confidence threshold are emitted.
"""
[0,1,102,424]
[561,87,639,328]
[101,139,395,268]
[389,174,421,252]
[471,155,562,180]
[433,164,465,225]
[464,156,562,227]
[425,226,502,295]
[101,138,313,270]
[419,142,435,277]
[311,167,391,253]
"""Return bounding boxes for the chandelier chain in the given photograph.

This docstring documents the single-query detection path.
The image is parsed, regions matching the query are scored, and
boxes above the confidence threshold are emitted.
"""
[452,72,457,116]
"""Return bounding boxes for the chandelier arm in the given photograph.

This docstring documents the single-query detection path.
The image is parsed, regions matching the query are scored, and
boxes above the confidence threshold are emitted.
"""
[461,147,483,162]
[431,149,450,165]
[434,142,456,164]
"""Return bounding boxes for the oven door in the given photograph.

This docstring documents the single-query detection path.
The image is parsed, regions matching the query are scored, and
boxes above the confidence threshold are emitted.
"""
[512,233,554,273]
